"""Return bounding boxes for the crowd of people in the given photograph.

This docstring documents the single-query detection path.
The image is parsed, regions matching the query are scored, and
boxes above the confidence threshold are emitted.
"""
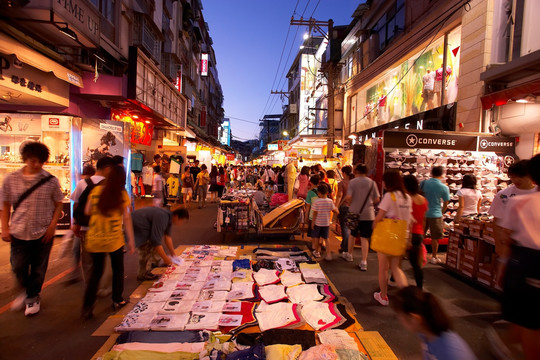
[1,142,539,359]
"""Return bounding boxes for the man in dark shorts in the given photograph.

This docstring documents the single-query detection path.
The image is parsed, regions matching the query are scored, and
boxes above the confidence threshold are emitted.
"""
[343,164,380,271]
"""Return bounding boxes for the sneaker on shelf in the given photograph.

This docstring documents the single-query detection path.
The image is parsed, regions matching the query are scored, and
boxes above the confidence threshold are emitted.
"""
[344,253,354,262]
[373,292,389,306]
[358,261,368,271]
[312,251,321,258]
[10,292,26,312]
[25,300,40,316]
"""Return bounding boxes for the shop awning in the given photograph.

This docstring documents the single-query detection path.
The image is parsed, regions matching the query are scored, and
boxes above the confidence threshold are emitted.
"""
[176,128,197,140]
[480,78,540,110]
[0,32,83,88]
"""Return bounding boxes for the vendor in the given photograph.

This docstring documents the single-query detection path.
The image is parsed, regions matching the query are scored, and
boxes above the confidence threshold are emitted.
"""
[131,207,189,281]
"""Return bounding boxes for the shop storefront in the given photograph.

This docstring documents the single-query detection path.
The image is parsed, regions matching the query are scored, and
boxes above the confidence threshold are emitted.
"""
[364,129,517,292]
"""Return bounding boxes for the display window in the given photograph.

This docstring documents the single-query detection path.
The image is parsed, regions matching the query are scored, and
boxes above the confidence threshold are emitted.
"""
[351,26,461,134]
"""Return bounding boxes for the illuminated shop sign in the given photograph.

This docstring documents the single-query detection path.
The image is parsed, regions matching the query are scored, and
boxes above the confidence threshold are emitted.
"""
[201,53,208,76]
[267,143,279,151]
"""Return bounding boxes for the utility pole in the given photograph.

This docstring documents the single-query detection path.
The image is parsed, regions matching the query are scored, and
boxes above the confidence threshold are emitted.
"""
[291,17,335,158]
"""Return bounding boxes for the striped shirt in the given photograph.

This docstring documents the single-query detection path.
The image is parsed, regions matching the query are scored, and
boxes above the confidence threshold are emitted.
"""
[3,168,64,240]
[312,198,336,227]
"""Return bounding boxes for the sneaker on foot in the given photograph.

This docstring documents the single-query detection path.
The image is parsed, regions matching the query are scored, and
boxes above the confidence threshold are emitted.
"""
[11,292,26,312]
[340,252,348,260]
[429,257,441,265]
[325,253,333,261]
[312,251,321,258]
[344,253,354,262]
[358,261,368,271]
[25,301,40,316]
[373,292,389,306]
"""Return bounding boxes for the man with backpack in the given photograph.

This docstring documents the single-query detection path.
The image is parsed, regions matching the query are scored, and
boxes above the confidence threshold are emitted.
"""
[70,156,115,283]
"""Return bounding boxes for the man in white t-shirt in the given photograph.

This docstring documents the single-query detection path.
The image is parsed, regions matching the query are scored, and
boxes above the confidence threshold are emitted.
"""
[496,155,540,357]
[489,160,537,224]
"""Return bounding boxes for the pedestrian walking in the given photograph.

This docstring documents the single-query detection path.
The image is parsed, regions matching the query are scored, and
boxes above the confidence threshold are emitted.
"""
[195,164,210,208]
[69,158,114,285]
[82,165,135,320]
[343,164,380,271]
[404,175,428,289]
[190,160,201,201]
[335,166,354,261]
[372,170,411,306]
[181,166,195,208]
[294,166,310,200]
[420,166,450,264]
[208,165,219,203]
[311,184,339,261]
[2,142,64,316]
[152,165,165,207]
[393,286,478,360]
[497,154,540,360]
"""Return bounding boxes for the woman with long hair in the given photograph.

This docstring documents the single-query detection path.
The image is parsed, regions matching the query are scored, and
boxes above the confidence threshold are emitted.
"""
[208,165,219,203]
[82,165,135,319]
[373,169,411,306]
[393,286,477,359]
[403,175,428,289]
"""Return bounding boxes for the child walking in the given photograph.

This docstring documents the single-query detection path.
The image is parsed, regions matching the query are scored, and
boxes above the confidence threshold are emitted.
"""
[311,183,339,260]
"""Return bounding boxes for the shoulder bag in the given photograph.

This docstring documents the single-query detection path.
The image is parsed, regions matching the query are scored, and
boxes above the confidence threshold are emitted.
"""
[13,174,55,213]
[345,180,373,230]
[370,192,408,256]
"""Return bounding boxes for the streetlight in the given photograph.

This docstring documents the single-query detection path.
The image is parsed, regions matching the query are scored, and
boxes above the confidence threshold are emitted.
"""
[283,130,289,140]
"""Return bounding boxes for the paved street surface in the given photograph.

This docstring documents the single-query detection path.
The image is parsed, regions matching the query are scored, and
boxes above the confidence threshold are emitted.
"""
[0,201,501,360]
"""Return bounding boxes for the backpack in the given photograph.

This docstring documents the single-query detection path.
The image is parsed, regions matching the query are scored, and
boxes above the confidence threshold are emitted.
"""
[73,178,103,226]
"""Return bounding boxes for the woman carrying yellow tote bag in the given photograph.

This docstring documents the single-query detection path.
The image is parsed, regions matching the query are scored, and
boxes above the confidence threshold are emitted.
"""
[371,170,412,306]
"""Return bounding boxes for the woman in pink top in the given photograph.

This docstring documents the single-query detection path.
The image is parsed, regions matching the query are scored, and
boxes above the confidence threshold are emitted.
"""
[294,166,310,200]
[404,175,428,289]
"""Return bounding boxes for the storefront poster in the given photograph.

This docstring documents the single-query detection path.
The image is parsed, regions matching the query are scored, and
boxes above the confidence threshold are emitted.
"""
[83,119,125,164]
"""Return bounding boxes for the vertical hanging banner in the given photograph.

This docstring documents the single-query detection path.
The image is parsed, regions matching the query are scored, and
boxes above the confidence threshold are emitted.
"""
[201,53,208,76]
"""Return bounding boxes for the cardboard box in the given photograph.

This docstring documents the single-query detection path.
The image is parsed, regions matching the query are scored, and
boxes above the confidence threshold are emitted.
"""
[459,256,477,278]
[463,237,478,253]
[454,223,469,235]
[476,272,493,287]
[482,230,495,244]
[448,233,460,251]
[484,222,495,233]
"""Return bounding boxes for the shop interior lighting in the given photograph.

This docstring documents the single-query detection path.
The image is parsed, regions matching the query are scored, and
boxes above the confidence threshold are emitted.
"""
[323,156,327,163]
[348,134,357,140]
[299,45,305,50]
[132,115,139,119]
[515,95,536,103]
[59,25,78,41]
[145,120,151,124]
[303,33,309,40]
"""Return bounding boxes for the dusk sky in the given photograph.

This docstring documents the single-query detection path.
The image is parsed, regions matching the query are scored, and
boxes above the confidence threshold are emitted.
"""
[202,0,360,141]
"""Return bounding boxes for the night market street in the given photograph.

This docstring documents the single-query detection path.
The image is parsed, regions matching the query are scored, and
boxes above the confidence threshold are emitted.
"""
[0,200,500,360]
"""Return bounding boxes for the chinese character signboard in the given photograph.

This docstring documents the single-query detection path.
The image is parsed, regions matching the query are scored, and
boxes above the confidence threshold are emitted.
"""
[201,53,208,77]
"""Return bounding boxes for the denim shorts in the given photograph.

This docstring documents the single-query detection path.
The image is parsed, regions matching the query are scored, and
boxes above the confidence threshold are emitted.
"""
[312,225,329,239]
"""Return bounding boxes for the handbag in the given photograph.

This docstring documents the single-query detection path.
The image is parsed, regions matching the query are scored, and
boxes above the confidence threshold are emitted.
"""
[370,192,408,256]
